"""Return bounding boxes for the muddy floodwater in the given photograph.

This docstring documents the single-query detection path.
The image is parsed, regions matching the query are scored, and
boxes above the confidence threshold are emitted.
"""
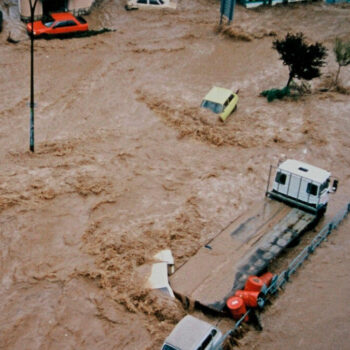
[0,0,350,349]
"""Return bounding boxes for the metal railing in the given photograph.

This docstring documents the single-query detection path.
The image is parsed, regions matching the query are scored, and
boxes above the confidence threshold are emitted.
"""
[267,202,350,294]
[220,202,350,347]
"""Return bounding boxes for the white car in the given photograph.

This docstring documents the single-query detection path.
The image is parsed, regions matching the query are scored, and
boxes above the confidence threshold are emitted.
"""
[161,315,223,350]
[125,0,177,10]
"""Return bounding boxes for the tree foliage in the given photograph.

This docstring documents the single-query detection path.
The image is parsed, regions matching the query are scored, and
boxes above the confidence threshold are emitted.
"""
[333,38,350,86]
[273,32,327,87]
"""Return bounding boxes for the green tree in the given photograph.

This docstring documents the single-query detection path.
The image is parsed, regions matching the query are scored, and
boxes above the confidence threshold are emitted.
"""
[333,38,350,86]
[273,32,327,88]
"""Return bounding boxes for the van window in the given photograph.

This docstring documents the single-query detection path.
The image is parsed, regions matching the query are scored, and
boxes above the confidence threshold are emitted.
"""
[201,100,224,114]
[53,20,77,28]
[162,345,177,350]
[306,183,318,196]
[320,178,330,193]
[275,172,287,185]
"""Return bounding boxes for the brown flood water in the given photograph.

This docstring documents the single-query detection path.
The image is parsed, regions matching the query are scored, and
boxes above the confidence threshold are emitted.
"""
[0,0,350,349]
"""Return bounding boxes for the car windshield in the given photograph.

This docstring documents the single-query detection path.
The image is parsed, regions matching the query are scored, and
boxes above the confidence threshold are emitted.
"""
[42,21,54,27]
[41,15,54,27]
[201,100,223,114]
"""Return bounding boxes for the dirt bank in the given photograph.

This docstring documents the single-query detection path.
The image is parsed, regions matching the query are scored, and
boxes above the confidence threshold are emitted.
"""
[0,1,350,349]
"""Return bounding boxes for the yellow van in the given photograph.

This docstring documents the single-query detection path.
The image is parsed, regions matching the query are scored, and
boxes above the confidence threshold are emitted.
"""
[201,86,239,122]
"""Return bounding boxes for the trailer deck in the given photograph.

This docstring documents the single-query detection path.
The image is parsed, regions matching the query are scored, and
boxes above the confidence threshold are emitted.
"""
[169,199,316,312]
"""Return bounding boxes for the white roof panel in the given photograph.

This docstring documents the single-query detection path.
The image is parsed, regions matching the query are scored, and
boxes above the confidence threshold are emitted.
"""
[278,159,330,184]
[203,86,233,104]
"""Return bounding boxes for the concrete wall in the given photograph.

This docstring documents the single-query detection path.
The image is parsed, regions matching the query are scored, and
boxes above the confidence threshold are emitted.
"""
[19,0,43,19]
[20,0,95,21]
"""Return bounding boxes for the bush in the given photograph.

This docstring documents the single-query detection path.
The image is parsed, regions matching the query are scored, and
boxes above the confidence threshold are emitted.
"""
[261,86,290,102]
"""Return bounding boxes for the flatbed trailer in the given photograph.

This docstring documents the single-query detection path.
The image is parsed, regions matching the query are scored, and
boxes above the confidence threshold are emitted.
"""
[169,198,317,313]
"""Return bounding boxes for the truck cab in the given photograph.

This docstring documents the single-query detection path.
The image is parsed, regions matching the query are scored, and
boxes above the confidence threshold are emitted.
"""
[161,315,223,350]
[267,159,338,216]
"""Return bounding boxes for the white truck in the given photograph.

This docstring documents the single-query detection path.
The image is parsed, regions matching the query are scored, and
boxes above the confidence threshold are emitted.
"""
[169,160,338,312]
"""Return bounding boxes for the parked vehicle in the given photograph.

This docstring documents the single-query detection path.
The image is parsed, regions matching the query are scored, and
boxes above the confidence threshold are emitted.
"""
[200,86,239,122]
[26,12,88,37]
[125,0,177,10]
[161,315,223,350]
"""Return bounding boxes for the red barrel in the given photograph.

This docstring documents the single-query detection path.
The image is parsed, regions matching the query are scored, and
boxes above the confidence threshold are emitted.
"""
[234,290,260,308]
[244,276,264,292]
[226,296,248,321]
[259,272,273,287]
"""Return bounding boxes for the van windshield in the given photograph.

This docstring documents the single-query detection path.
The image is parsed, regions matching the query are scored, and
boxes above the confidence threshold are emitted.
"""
[162,345,177,350]
[320,178,330,193]
[201,100,223,114]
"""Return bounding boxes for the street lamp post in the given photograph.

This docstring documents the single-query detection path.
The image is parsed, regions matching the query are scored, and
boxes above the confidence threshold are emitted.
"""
[29,0,38,152]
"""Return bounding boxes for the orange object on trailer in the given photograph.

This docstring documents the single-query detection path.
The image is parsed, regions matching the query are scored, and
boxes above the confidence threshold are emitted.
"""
[259,272,274,287]
[244,276,264,292]
[226,296,248,321]
[234,290,260,308]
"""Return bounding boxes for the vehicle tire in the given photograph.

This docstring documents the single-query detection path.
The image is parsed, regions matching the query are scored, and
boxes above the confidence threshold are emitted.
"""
[316,204,327,219]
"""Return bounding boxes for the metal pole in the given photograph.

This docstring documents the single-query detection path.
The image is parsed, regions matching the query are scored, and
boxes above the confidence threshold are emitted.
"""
[29,0,38,152]
[266,165,273,196]
[30,11,34,152]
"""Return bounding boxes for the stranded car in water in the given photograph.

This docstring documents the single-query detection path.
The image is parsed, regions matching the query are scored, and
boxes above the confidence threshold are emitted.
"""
[26,12,88,37]
[201,86,239,122]
[125,0,177,10]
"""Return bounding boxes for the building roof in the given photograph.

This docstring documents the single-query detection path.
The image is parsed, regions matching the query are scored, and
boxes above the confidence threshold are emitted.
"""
[203,86,233,105]
[278,159,331,184]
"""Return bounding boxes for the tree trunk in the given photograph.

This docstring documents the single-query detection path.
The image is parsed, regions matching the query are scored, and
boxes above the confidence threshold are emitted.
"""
[286,73,294,88]
[335,65,341,86]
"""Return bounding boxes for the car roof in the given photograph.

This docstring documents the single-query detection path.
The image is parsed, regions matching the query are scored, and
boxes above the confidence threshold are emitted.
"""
[278,159,330,184]
[203,86,233,105]
[50,12,76,21]
[164,315,215,350]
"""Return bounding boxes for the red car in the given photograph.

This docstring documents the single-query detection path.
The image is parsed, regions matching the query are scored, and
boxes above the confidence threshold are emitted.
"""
[26,12,88,37]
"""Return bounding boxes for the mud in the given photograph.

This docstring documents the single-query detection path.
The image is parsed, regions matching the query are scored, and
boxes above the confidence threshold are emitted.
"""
[0,0,350,349]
